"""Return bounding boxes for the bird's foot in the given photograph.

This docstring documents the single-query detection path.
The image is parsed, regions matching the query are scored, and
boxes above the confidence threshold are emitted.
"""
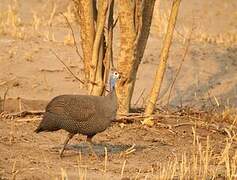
[87,142,100,160]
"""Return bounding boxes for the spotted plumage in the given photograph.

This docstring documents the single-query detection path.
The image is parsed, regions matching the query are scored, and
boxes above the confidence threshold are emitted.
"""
[35,71,120,157]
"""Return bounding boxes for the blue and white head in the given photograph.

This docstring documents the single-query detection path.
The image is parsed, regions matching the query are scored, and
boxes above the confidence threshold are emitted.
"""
[109,71,120,91]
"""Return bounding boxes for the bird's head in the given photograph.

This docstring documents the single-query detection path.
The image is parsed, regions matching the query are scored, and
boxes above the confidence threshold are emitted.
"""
[109,71,120,91]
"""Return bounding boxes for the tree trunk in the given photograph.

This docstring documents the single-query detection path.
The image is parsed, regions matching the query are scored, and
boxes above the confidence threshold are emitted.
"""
[117,0,156,114]
[103,0,115,91]
[89,0,108,96]
[74,0,108,95]
[74,0,95,86]
[145,0,181,116]
[74,0,156,113]
[116,0,136,114]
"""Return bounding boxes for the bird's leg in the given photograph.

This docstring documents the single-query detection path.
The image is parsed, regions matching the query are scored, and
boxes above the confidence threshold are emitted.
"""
[86,135,98,159]
[60,133,75,158]
[86,135,94,143]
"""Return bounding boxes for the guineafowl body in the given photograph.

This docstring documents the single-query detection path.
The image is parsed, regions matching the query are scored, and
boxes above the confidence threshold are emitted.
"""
[35,71,120,157]
[35,92,117,135]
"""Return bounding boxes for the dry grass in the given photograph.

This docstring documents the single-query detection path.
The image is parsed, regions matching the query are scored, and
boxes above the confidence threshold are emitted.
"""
[152,3,237,46]
[58,134,237,179]
[52,108,237,179]
[0,0,75,44]
[1,105,236,179]
[157,131,236,179]
[55,136,237,179]
[0,0,24,39]
[1,0,235,46]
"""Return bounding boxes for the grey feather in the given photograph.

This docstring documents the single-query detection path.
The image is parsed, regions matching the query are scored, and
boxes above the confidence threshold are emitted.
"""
[34,71,119,157]
[35,88,117,134]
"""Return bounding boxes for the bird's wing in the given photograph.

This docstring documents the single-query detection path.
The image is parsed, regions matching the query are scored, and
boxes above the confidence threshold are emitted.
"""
[65,97,97,121]
[46,96,67,114]
[46,95,97,122]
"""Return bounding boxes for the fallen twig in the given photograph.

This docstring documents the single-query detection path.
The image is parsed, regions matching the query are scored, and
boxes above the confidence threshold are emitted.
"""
[0,81,7,86]
[3,111,44,118]
[157,122,172,129]
[116,113,187,121]
[40,68,63,72]
[173,122,194,128]
[16,117,42,122]
[173,120,237,136]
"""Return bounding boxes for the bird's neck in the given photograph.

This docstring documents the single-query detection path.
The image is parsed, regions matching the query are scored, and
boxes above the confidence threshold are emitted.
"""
[107,87,117,99]
[109,78,116,91]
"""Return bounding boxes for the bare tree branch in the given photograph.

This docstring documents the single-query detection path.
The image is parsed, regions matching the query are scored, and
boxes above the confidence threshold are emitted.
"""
[60,12,83,61]
[103,0,114,86]
[50,49,85,85]
[167,26,194,106]
[89,0,108,95]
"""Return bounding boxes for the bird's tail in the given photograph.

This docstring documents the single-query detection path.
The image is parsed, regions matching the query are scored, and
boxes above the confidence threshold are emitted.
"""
[34,112,60,133]
[34,118,46,133]
[34,126,43,133]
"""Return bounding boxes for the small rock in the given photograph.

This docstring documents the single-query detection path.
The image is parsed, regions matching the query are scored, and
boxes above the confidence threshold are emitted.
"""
[13,82,20,87]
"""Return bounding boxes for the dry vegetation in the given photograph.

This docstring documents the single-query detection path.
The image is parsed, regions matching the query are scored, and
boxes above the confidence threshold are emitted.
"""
[0,107,237,179]
[0,0,75,43]
[154,9,237,46]
[0,0,237,179]
[1,0,236,45]
[152,1,237,46]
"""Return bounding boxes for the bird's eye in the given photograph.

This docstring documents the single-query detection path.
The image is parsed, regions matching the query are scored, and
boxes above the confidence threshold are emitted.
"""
[114,72,118,75]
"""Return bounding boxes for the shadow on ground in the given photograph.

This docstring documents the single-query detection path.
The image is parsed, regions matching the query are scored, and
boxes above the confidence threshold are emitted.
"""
[51,142,145,156]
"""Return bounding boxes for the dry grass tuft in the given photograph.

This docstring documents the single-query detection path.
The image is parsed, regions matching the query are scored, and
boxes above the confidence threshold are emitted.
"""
[153,7,237,46]
[156,129,237,179]
[0,1,76,43]
[0,0,25,39]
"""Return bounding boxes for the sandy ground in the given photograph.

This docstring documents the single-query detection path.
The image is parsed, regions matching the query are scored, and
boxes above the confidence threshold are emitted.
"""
[1,110,237,179]
[0,0,237,179]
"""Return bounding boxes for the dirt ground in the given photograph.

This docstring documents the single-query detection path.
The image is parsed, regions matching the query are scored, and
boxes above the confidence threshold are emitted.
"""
[0,0,237,179]
[0,109,237,179]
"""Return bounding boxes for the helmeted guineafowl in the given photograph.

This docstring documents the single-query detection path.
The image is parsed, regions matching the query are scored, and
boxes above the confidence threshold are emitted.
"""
[35,71,120,157]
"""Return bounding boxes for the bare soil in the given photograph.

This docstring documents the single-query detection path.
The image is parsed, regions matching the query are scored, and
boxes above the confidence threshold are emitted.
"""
[0,110,236,179]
